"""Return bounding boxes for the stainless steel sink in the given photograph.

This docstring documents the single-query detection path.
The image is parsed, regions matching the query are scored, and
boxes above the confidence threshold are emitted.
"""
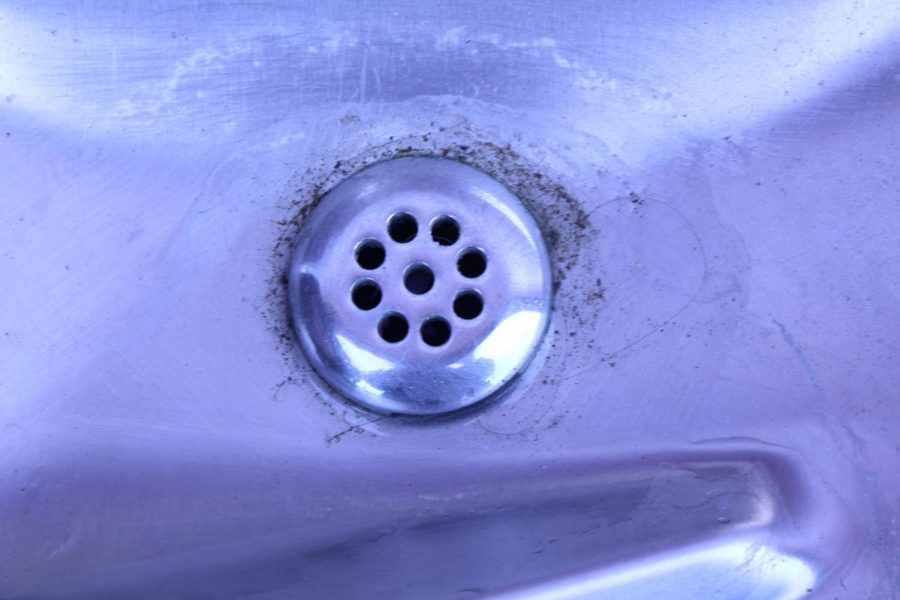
[2,1,899,598]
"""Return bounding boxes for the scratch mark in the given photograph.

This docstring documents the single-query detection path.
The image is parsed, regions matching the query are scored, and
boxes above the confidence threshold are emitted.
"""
[772,319,822,392]
[359,46,368,103]
[560,194,709,382]
[326,415,388,445]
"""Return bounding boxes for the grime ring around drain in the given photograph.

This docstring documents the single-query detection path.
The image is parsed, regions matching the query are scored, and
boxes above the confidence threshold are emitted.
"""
[288,157,552,415]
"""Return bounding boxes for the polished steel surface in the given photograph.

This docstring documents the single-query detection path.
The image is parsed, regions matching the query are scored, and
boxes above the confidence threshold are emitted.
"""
[2,1,900,599]
[290,157,552,415]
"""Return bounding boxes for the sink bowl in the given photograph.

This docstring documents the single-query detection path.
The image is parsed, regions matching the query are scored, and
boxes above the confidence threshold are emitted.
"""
[2,1,899,598]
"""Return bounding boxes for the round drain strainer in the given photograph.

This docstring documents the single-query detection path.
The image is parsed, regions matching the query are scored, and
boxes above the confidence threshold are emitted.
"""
[288,157,552,415]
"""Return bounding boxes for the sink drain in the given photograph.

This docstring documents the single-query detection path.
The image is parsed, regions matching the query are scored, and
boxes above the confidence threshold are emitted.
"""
[288,157,552,415]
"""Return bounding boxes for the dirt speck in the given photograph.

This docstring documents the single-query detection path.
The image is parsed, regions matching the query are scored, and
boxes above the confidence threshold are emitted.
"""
[259,121,595,429]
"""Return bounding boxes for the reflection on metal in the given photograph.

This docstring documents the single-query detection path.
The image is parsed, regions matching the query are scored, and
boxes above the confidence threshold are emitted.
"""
[496,539,817,600]
[2,1,899,598]
[290,157,552,414]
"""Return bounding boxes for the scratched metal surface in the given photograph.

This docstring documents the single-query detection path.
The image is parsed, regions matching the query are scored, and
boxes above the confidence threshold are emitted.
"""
[1,1,899,598]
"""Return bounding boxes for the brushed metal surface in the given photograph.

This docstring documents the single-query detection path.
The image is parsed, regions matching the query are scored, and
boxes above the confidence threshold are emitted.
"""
[1,1,899,598]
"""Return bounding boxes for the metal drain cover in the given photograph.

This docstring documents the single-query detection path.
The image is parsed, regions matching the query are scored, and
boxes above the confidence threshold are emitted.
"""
[288,157,552,415]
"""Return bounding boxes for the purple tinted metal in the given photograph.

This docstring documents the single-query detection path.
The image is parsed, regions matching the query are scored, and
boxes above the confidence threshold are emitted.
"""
[1,1,899,598]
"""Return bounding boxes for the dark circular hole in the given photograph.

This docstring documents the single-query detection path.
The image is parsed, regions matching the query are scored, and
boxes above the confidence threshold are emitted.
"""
[388,212,418,243]
[378,313,409,343]
[431,216,460,246]
[404,263,435,295]
[351,280,382,311]
[420,317,451,347]
[453,290,483,320]
[457,248,487,278]
[355,239,385,270]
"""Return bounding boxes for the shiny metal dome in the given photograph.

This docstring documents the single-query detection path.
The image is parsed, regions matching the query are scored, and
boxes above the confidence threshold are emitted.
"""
[289,157,552,415]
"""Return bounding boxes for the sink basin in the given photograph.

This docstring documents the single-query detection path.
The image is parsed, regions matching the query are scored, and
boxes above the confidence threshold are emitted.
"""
[2,1,899,598]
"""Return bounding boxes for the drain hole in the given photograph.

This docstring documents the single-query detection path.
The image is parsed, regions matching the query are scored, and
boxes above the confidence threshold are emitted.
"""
[453,290,483,320]
[388,212,418,243]
[355,239,385,270]
[431,216,460,246]
[351,280,382,311]
[458,248,487,278]
[378,313,409,343]
[421,317,451,347]
[404,263,435,295]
